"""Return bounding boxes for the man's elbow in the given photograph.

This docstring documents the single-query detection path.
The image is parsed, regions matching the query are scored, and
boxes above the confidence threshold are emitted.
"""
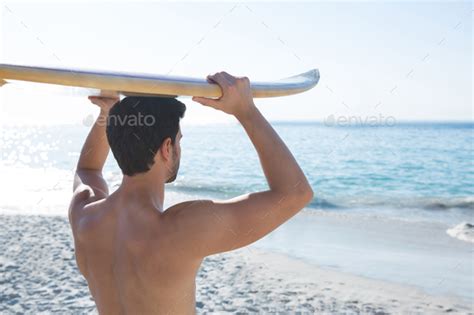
[284,183,314,210]
[272,181,314,210]
[297,184,314,206]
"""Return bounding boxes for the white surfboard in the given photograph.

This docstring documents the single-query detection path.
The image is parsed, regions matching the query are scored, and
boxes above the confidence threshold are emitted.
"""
[0,63,319,98]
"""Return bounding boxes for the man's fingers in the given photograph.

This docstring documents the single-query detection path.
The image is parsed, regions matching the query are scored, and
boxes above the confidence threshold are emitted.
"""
[218,71,236,85]
[88,96,118,102]
[192,96,219,108]
[87,96,119,109]
[208,73,231,90]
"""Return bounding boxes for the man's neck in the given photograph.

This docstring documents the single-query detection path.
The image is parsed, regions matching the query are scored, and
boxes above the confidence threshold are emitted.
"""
[117,171,165,212]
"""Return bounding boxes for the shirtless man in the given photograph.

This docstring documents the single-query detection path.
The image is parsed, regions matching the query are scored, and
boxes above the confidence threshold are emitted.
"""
[69,71,313,314]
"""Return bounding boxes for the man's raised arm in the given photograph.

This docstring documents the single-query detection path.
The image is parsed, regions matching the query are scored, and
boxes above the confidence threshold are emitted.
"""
[70,96,119,213]
[168,72,313,258]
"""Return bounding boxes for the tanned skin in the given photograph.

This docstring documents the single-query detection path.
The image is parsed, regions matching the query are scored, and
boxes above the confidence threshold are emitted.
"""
[69,72,314,314]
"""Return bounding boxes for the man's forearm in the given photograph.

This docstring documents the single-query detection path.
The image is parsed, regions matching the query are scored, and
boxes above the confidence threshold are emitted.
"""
[77,110,110,171]
[236,104,312,195]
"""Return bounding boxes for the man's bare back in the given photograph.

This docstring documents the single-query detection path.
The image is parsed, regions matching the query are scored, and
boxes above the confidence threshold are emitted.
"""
[71,196,204,314]
[69,72,313,314]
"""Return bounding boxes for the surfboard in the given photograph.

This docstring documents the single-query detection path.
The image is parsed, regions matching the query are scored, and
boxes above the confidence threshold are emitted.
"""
[0,63,319,98]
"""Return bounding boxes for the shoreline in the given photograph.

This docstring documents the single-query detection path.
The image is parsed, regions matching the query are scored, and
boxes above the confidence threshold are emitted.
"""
[251,209,473,301]
[215,247,472,314]
[1,214,472,314]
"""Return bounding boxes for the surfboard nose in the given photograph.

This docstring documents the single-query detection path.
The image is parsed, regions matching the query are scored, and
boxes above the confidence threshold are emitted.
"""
[287,68,319,84]
[307,69,320,86]
[313,69,320,83]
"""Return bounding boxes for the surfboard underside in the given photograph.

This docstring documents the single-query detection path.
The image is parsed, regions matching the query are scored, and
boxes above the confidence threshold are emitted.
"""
[0,64,319,98]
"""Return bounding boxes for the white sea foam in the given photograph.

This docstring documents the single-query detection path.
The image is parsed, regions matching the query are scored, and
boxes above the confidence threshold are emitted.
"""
[446,222,474,243]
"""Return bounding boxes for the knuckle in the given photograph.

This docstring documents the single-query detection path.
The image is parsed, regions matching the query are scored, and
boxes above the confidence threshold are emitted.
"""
[240,76,250,83]
[221,71,233,79]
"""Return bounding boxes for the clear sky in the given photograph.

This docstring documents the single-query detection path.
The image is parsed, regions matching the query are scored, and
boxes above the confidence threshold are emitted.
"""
[0,1,472,125]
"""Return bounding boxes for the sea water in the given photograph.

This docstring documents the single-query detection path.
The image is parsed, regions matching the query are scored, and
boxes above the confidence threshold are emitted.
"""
[1,121,473,298]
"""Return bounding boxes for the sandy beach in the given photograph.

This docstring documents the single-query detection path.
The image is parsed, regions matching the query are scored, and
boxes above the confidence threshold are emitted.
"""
[1,214,471,314]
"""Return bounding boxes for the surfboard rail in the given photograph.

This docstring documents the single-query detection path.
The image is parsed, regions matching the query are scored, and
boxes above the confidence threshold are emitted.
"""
[0,63,319,98]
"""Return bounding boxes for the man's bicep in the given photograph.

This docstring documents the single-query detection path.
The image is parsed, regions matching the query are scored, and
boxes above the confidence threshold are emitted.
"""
[173,191,296,258]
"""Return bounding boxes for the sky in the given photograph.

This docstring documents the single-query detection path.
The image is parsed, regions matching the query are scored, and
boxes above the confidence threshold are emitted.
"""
[0,0,472,125]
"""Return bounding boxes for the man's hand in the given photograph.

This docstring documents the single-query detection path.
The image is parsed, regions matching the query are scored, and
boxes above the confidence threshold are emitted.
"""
[192,71,256,119]
[88,96,120,113]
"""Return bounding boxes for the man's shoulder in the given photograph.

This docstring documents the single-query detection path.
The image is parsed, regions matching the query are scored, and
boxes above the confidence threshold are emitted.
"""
[68,195,109,234]
[163,199,213,220]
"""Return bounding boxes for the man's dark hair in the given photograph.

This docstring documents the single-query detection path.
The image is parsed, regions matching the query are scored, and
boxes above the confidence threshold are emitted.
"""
[106,96,186,176]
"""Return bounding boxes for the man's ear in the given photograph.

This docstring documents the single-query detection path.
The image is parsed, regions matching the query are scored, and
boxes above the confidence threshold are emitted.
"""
[159,137,173,161]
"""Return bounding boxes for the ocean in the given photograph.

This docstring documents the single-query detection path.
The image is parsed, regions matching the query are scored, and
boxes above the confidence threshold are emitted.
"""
[1,121,473,299]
